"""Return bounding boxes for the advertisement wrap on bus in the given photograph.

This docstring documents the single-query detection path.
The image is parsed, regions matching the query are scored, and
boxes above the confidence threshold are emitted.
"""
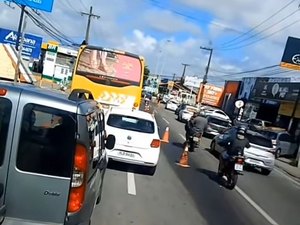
[71,45,144,110]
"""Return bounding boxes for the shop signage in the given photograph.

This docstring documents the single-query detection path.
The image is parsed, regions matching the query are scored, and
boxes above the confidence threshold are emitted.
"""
[6,0,54,12]
[280,36,300,71]
[0,28,42,59]
[252,82,300,102]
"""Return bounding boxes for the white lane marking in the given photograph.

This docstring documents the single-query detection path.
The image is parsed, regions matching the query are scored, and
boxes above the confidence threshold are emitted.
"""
[127,172,136,195]
[179,134,186,140]
[235,186,279,225]
[162,117,169,124]
[274,167,300,187]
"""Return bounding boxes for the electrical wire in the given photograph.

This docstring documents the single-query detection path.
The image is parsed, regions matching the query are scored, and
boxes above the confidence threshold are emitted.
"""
[221,0,297,47]
[219,19,300,51]
[220,8,300,49]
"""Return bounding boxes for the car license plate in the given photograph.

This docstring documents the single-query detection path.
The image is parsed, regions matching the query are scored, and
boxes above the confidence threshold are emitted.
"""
[234,163,243,171]
[193,137,199,142]
[118,151,135,158]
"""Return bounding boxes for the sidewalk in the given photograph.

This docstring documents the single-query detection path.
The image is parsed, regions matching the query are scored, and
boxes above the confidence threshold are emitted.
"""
[275,158,300,181]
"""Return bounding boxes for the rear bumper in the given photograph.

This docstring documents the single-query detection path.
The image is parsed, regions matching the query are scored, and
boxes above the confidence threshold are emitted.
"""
[107,148,160,167]
[244,155,274,170]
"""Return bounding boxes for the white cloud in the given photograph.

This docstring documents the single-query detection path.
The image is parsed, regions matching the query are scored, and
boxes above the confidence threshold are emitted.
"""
[143,8,202,35]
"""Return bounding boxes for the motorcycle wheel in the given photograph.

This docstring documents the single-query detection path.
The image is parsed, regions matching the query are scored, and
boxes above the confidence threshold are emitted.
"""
[226,171,238,190]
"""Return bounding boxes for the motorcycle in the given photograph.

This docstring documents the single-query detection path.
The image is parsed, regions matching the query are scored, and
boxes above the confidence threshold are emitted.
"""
[144,99,150,112]
[218,153,244,190]
[187,132,202,152]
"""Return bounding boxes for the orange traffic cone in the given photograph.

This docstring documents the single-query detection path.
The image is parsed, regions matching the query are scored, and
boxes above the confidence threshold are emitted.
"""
[176,145,190,168]
[161,127,170,143]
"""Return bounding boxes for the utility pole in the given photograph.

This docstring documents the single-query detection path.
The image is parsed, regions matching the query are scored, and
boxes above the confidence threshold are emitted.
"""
[14,14,27,84]
[15,5,26,51]
[81,6,100,44]
[180,63,190,84]
[172,73,176,81]
[197,46,213,103]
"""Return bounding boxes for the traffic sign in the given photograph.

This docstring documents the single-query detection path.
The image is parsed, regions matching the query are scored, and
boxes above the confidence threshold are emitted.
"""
[235,100,244,109]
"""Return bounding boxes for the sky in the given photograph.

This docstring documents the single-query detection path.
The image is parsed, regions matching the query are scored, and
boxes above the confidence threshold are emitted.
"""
[1,0,300,87]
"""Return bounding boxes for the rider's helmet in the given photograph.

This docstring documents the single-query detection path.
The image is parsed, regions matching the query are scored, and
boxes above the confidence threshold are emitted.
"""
[236,126,247,140]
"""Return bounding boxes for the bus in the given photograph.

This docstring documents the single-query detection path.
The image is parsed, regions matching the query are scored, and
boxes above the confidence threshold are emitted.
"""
[71,45,144,110]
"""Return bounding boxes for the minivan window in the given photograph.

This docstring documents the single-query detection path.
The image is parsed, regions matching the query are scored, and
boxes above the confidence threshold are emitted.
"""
[0,98,12,166]
[107,114,155,134]
[17,104,76,177]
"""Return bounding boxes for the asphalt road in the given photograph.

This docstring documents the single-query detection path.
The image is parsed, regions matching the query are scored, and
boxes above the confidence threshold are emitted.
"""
[91,103,300,225]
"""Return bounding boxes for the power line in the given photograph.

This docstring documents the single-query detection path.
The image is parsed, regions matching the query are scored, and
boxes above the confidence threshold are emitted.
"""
[210,64,279,76]
[221,0,297,47]
[220,8,300,49]
[219,19,300,51]
[146,0,244,34]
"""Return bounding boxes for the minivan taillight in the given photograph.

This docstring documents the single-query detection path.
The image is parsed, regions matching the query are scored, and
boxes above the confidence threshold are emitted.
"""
[68,144,88,213]
[150,139,160,148]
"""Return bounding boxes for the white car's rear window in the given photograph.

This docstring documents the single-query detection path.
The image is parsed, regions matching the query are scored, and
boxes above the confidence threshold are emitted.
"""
[107,114,155,134]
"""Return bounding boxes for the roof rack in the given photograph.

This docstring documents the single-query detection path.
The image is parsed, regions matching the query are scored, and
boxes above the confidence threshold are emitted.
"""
[68,89,94,101]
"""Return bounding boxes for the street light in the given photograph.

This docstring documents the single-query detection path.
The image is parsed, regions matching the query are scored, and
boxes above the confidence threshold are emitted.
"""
[197,46,213,103]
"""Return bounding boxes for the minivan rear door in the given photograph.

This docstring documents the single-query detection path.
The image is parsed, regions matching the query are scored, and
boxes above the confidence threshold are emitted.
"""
[4,92,76,224]
[0,89,18,222]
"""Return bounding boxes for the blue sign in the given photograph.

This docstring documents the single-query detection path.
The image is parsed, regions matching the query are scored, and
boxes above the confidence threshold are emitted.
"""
[5,0,54,12]
[0,28,43,59]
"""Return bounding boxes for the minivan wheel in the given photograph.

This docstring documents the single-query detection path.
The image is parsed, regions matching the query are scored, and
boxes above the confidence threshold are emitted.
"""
[210,141,216,153]
[275,149,281,159]
[261,168,271,176]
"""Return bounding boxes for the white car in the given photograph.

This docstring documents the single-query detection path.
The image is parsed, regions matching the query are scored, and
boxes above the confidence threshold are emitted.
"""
[211,128,275,175]
[202,107,230,120]
[165,99,179,111]
[178,105,199,122]
[105,108,160,175]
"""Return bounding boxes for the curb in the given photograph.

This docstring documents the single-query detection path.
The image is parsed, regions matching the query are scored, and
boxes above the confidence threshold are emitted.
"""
[274,163,300,183]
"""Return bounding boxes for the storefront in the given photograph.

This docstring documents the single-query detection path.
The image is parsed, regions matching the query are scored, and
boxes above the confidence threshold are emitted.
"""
[251,81,300,137]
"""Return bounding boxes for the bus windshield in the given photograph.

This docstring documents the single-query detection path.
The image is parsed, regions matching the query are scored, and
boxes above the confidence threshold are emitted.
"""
[76,48,142,86]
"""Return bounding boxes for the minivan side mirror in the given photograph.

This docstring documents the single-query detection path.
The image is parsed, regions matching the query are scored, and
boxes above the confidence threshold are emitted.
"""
[105,134,116,150]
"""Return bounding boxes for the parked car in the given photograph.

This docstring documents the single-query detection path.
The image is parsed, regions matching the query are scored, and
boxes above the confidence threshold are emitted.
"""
[244,118,272,130]
[177,105,199,122]
[0,83,115,225]
[175,103,198,115]
[165,99,179,111]
[204,115,232,136]
[105,108,161,175]
[202,107,230,120]
[259,130,298,158]
[210,127,275,175]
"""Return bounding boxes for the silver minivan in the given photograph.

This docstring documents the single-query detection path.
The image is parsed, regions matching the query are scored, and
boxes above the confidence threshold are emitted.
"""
[0,82,115,225]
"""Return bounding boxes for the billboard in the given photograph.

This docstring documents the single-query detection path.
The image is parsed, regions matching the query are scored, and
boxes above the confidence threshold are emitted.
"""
[252,82,300,102]
[184,76,202,88]
[201,84,224,107]
[238,77,291,100]
[0,28,42,59]
[144,75,160,94]
[280,37,300,71]
[6,0,54,12]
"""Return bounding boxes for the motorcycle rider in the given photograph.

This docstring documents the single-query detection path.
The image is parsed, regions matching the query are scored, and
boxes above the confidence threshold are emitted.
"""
[218,126,250,176]
[185,111,208,149]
